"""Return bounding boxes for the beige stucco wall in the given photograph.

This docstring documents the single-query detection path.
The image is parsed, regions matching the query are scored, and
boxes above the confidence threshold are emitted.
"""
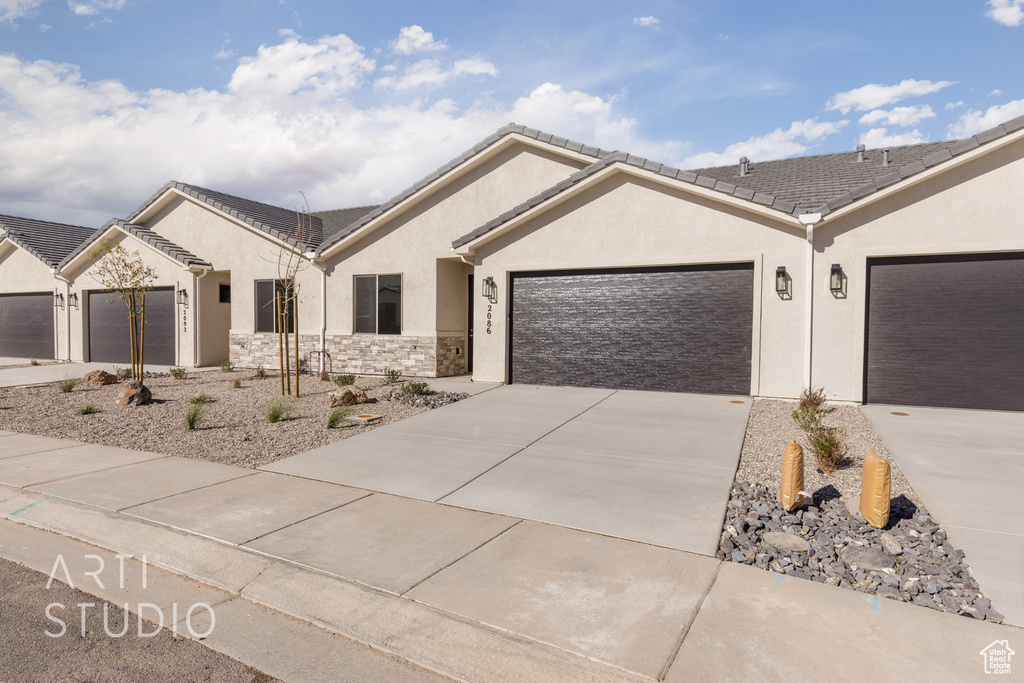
[0,243,60,359]
[142,196,321,338]
[469,171,808,398]
[811,136,1024,403]
[320,142,590,347]
[199,270,232,365]
[63,231,194,365]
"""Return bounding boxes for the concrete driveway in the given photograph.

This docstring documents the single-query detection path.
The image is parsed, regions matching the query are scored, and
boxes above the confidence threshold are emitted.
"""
[862,405,1024,628]
[265,384,751,555]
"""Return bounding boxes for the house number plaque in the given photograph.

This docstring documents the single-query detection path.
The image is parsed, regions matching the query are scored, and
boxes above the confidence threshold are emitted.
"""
[486,304,492,334]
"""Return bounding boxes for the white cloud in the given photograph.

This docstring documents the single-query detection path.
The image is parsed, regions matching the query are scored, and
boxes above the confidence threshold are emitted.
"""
[987,0,1024,26]
[948,97,1024,137]
[392,25,446,55]
[633,16,659,27]
[0,36,683,226]
[67,0,127,16]
[374,57,497,91]
[680,119,848,168]
[944,101,964,110]
[858,105,935,127]
[0,0,44,23]
[989,88,1003,97]
[214,39,234,60]
[859,128,927,148]
[827,79,955,113]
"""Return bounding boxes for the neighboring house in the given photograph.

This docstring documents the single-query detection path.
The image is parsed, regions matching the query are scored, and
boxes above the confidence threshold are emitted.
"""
[0,215,96,359]
[0,116,1021,412]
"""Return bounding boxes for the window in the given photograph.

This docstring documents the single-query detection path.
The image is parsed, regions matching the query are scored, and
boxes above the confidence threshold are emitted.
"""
[354,274,401,335]
[219,284,231,303]
[254,280,294,333]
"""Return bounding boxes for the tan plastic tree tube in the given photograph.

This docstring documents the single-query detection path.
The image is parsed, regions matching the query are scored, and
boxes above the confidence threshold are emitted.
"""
[780,441,808,511]
[859,448,891,529]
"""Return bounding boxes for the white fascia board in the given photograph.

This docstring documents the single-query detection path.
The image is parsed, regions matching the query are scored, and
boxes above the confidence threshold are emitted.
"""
[818,126,1024,226]
[317,134,599,260]
[454,163,803,255]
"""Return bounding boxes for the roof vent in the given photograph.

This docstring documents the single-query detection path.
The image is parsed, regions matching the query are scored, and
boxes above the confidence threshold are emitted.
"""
[882,149,891,166]
[739,156,749,177]
[856,144,866,163]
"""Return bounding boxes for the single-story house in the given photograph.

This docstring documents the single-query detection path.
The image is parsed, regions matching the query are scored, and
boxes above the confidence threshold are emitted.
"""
[1,117,1021,412]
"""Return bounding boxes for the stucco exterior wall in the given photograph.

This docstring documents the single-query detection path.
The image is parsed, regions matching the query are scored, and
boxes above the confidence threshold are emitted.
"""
[199,270,231,365]
[811,137,1024,403]
[319,142,588,374]
[469,172,809,398]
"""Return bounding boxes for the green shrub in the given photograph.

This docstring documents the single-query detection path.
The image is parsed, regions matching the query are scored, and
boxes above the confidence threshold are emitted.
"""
[808,427,847,474]
[190,393,213,406]
[798,386,828,412]
[401,381,430,397]
[218,360,235,373]
[792,407,827,433]
[169,367,188,380]
[382,368,402,384]
[114,366,132,380]
[59,376,81,393]
[184,404,203,431]
[267,399,289,424]
[76,404,97,415]
[334,374,356,387]
[327,406,353,429]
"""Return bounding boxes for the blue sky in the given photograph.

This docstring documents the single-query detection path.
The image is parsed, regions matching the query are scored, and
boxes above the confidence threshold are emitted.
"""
[1,0,1023,226]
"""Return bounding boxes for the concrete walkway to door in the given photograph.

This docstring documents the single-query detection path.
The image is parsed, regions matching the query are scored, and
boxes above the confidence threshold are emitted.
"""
[0,361,212,388]
[265,384,751,555]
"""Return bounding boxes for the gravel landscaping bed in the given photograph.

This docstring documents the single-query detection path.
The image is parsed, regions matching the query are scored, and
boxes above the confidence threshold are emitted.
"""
[0,371,456,468]
[721,398,1001,622]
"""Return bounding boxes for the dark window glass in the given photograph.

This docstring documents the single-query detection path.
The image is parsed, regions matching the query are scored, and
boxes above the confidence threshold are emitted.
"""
[354,276,377,333]
[255,280,294,333]
[377,274,402,335]
[219,284,231,303]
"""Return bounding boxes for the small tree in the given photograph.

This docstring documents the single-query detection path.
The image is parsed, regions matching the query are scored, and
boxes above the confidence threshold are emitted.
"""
[88,240,157,383]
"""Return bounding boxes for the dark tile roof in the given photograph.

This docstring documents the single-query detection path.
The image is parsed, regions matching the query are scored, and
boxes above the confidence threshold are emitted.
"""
[0,214,97,269]
[452,114,1024,248]
[129,181,322,250]
[314,206,381,245]
[57,220,212,271]
[316,123,615,254]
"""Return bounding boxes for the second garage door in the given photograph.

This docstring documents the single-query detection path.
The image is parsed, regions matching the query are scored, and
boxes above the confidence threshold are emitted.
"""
[509,264,754,394]
[0,292,54,359]
[88,287,176,365]
[864,253,1024,411]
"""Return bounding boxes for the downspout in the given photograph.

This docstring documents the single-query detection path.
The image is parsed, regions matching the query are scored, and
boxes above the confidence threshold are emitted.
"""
[799,213,822,390]
[192,267,210,368]
[307,255,327,371]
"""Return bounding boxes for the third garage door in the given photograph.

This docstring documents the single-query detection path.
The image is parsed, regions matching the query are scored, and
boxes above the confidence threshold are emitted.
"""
[509,264,754,394]
[0,292,54,359]
[88,287,176,365]
[864,253,1024,411]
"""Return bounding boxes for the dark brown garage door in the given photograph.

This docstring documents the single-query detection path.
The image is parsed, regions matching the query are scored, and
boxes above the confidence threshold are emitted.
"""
[509,264,754,394]
[864,253,1024,411]
[88,288,176,365]
[0,293,54,359]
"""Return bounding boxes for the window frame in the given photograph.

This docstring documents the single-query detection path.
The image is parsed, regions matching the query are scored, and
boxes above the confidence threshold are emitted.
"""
[353,273,403,335]
[254,279,295,333]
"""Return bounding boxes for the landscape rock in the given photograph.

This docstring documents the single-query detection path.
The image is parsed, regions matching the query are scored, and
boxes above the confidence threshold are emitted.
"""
[116,381,151,407]
[879,532,903,555]
[326,386,369,407]
[762,532,810,554]
[84,370,118,387]
[841,546,895,572]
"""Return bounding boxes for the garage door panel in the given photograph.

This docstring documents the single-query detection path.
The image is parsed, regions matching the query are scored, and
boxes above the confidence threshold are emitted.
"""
[510,265,753,395]
[865,254,1024,411]
[0,293,54,358]
[88,288,175,365]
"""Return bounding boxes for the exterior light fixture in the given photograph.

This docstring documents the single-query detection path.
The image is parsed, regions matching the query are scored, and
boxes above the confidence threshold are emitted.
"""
[68,293,79,308]
[481,276,497,303]
[53,292,64,309]
[176,288,189,306]
[830,264,843,294]
[775,267,787,294]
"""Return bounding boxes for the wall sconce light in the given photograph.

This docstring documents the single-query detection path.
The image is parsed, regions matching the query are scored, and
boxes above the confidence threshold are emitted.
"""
[53,292,64,309]
[775,267,787,294]
[830,264,844,294]
[68,293,79,309]
[176,289,189,306]
[481,276,497,303]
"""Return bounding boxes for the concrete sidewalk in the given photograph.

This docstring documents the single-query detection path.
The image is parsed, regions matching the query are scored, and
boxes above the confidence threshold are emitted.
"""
[0,361,199,388]
[1,431,1019,682]
[862,405,1024,629]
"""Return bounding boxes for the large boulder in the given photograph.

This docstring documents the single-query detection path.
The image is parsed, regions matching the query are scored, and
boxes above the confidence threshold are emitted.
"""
[117,380,152,407]
[326,386,368,407]
[85,370,118,387]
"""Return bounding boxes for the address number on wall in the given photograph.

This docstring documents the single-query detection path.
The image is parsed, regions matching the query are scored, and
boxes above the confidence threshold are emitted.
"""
[486,304,492,334]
